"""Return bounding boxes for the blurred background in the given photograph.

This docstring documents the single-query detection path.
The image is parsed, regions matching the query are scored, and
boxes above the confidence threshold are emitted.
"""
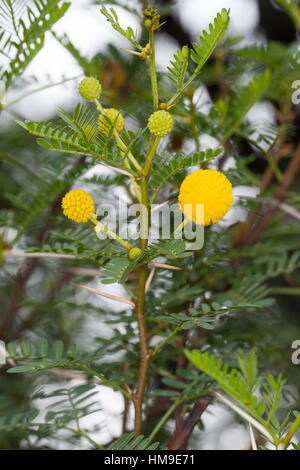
[2,0,297,121]
[0,0,300,450]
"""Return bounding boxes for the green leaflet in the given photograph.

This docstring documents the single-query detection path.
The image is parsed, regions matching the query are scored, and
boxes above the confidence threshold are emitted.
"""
[1,0,71,88]
[167,45,189,91]
[107,431,160,450]
[191,8,230,72]
[150,148,222,203]
[185,348,290,443]
[222,69,271,142]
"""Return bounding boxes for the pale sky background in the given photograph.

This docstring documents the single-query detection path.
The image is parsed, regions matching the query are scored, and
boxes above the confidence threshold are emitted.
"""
[2,0,261,120]
[1,0,283,450]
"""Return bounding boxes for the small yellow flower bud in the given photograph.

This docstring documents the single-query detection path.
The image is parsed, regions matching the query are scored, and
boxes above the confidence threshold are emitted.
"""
[98,108,124,136]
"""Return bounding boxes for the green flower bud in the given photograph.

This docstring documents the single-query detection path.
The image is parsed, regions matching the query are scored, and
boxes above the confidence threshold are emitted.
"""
[79,77,102,102]
[148,110,174,137]
[129,248,142,260]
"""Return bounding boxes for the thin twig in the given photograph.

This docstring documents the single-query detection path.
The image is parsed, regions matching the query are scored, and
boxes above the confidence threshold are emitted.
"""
[249,423,258,450]
[71,282,135,307]
[145,267,156,293]
[150,199,173,213]
[2,75,83,109]
[167,396,211,450]
[65,267,105,277]
[148,261,185,271]
[236,195,300,222]
[4,250,76,259]
[243,142,300,246]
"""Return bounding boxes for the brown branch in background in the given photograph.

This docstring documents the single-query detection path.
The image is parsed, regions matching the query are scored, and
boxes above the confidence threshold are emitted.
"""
[71,282,135,307]
[258,143,294,193]
[242,142,300,246]
[0,157,86,340]
[174,330,189,431]
[145,326,209,435]
[122,343,131,434]
[0,195,63,340]
[167,396,211,450]
[233,98,296,246]
[12,271,72,339]
[146,396,171,422]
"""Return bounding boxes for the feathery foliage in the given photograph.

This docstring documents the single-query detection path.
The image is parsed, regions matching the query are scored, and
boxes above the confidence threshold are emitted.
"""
[0,0,70,89]
[1,0,300,452]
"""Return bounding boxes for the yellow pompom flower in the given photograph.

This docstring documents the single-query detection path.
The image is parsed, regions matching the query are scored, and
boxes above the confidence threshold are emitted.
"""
[98,108,124,136]
[178,169,233,226]
[62,190,95,223]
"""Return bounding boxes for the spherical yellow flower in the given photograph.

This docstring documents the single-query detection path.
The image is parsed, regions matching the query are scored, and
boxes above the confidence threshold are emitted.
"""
[148,110,173,137]
[178,169,233,226]
[62,190,95,223]
[98,108,124,136]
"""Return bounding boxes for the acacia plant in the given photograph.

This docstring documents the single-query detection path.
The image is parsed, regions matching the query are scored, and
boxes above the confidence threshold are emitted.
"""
[1,0,300,450]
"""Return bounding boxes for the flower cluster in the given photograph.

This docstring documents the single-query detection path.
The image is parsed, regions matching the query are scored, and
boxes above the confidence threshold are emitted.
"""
[64,79,234,235]
[98,108,124,136]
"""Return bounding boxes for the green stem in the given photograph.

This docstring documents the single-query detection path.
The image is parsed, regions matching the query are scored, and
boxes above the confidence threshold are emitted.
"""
[94,98,142,201]
[67,390,81,432]
[274,1,300,31]
[235,130,283,182]
[148,388,210,444]
[152,325,182,357]
[31,421,104,449]
[133,178,151,434]
[167,72,198,109]
[263,150,283,182]
[189,93,200,152]
[143,135,160,177]
[90,218,133,250]
[148,399,182,444]
[173,217,189,237]
[94,99,142,173]
[270,287,300,296]
[281,413,300,449]
[149,30,159,110]
[64,426,104,450]
[78,364,132,400]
